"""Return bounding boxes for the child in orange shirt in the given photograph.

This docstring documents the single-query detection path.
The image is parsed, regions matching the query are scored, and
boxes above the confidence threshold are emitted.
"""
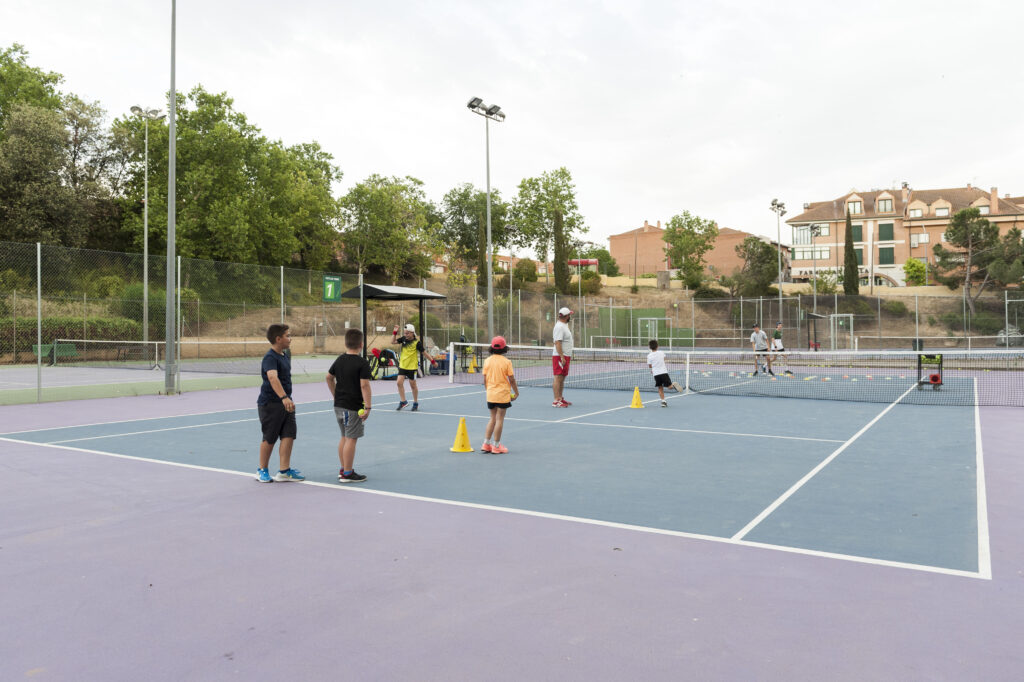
[481,336,519,454]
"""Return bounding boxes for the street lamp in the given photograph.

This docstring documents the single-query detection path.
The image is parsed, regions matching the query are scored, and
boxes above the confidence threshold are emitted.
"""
[770,199,786,318]
[130,105,166,353]
[466,96,506,340]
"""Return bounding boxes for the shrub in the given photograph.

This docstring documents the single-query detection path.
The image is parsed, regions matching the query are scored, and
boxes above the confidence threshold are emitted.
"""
[837,298,874,316]
[971,311,1003,335]
[543,285,559,295]
[0,316,142,353]
[89,275,126,298]
[513,260,538,283]
[693,285,730,299]
[580,270,602,295]
[881,299,908,316]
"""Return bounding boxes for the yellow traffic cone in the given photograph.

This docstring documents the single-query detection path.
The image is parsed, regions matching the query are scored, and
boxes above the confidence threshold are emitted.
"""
[450,417,474,452]
[467,356,478,374]
[630,386,644,409]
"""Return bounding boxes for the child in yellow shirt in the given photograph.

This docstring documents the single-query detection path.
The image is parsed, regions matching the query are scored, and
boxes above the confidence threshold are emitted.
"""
[481,336,519,454]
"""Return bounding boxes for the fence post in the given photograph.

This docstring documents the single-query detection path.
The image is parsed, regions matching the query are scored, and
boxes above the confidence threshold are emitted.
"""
[739,296,743,334]
[517,290,521,344]
[12,289,17,364]
[609,296,613,345]
[915,295,919,343]
[83,292,87,341]
[691,297,695,345]
[1005,290,1009,337]
[36,242,42,403]
[280,266,284,323]
[877,296,881,344]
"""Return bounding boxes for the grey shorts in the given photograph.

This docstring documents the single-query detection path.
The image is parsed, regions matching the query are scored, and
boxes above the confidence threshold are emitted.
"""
[334,407,366,439]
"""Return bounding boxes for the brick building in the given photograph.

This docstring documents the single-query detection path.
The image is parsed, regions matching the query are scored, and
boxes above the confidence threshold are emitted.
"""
[786,184,1024,287]
[608,220,789,280]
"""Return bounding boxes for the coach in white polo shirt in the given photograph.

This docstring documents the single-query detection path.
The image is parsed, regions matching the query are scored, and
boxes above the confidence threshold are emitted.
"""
[552,307,574,407]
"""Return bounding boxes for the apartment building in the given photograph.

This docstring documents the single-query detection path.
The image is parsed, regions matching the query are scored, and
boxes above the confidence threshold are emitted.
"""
[786,184,1024,286]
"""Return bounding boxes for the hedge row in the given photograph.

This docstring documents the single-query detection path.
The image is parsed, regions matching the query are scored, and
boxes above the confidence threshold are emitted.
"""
[0,317,142,353]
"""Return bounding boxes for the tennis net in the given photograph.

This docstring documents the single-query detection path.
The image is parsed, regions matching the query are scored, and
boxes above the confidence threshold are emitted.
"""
[54,339,276,375]
[449,342,1024,406]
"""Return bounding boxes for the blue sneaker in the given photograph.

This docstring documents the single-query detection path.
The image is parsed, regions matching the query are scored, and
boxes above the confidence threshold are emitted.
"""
[273,468,305,482]
[397,401,409,410]
[411,402,419,412]
[256,468,272,483]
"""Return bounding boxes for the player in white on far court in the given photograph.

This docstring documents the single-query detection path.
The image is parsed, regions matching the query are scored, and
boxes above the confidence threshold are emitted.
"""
[647,339,683,407]
[771,322,793,375]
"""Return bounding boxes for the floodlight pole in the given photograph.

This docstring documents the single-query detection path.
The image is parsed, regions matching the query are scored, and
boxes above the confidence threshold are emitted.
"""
[164,0,177,394]
[467,97,505,341]
[770,199,786,317]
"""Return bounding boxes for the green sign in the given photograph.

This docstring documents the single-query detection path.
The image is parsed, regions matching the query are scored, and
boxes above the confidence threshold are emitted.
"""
[323,275,341,302]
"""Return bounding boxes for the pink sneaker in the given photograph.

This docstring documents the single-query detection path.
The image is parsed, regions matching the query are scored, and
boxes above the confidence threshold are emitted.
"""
[561,398,572,406]
[491,444,509,454]
[480,443,493,453]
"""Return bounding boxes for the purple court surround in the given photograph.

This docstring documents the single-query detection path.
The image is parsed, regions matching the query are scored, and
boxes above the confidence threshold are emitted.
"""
[2,389,1023,680]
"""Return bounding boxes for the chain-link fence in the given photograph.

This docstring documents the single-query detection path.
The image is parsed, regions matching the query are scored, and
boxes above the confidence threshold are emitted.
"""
[4,238,1022,403]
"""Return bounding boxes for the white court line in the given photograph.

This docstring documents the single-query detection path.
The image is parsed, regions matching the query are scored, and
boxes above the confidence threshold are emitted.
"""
[0,434,988,579]
[730,383,917,541]
[396,409,844,443]
[37,391,486,444]
[0,384,483,436]
[974,379,992,580]
[554,379,758,423]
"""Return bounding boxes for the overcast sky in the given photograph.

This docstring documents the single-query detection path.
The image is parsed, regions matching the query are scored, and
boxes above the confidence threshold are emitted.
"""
[3,0,1022,258]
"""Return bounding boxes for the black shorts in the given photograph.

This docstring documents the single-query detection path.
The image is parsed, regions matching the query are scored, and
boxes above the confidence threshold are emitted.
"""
[397,368,418,380]
[258,402,297,444]
[487,401,512,410]
[754,350,770,357]
[653,373,672,388]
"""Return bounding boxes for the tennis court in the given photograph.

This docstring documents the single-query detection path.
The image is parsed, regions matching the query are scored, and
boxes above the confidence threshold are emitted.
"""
[2,347,1023,679]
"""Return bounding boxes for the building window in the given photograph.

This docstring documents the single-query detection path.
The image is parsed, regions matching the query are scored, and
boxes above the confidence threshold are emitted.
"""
[978,205,990,215]
[878,247,895,265]
[792,248,829,260]
[851,225,863,242]
[935,207,949,217]
[855,248,863,265]
[793,227,811,245]
[878,223,894,241]
[818,225,830,237]
[909,208,923,218]
[848,201,862,215]
[878,198,893,213]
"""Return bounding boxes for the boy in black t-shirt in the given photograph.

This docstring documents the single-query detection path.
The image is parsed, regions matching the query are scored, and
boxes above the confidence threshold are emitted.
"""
[326,328,373,483]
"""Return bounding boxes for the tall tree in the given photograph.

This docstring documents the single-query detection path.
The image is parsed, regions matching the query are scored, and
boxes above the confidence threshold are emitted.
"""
[509,167,586,281]
[932,207,1003,314]
[842,210,859,294]
[0,44,64,135]
[572,242,619,276]
[339,174,434,282]
[437,183,509,275]
[662,211,719,288]
[552,210,570,293]
[733,236,779,296]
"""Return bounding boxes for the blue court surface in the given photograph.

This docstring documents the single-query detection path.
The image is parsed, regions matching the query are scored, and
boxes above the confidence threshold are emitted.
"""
[3,383,987,575]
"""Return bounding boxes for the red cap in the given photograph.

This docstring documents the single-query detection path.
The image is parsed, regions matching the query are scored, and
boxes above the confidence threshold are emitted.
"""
[490,336,507,350]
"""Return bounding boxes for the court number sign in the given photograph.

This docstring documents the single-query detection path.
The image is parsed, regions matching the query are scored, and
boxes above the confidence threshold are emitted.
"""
[323,275,342,302]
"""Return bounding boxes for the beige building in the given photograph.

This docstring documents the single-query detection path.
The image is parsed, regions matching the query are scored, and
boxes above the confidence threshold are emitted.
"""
[786,184,1024,287]
[608,220,789,280]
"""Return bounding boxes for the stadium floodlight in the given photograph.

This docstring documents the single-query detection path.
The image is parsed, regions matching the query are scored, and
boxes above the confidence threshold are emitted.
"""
[130,105,167,351]
[466,97,507,339]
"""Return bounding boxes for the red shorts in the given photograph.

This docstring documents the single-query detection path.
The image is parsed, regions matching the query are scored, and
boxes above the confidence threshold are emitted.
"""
[552,356,571,376]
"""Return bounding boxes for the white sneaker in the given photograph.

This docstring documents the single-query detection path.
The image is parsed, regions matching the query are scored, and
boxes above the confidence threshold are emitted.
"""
[660,400,667,407]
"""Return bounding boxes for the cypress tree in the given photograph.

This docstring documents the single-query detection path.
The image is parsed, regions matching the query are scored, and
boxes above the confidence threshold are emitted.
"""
[553,210,571,294]
[843,209,859,295]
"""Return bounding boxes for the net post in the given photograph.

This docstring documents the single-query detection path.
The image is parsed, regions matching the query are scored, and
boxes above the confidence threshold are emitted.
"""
[448,342,454,383]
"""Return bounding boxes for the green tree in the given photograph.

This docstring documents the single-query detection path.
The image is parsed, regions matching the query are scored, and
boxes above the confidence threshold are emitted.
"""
[339,174,434,282]
[114,86,341,267]
[509,167,586,281]
[552,210,571,293]
[733,236,780,296]
[438,183,509,275]
[842,210,859,294]
[932,207,1003,314]
[662,211,719,287]
[581,245,619,276]
[513,258,538,282]
[0,103,82,244]
[903,258,926,286]
[0,44,64,135]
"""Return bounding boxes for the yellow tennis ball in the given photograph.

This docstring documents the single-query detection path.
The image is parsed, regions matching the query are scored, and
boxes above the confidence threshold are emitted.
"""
[358,409,366,416]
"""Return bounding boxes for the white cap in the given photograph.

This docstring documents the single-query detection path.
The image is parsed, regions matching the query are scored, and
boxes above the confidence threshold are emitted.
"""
[404,324,416,332]
[558,307,573,316]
